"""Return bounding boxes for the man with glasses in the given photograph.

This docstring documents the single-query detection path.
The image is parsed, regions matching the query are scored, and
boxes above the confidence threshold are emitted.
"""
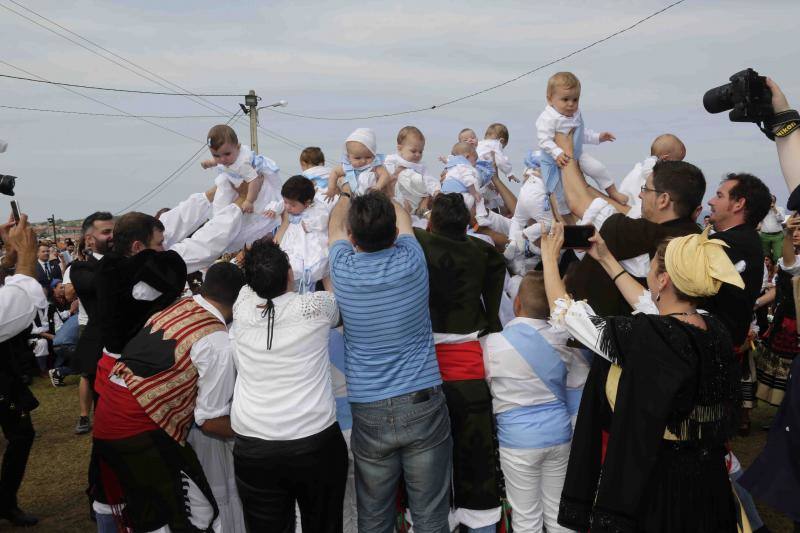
[552,131,706,317]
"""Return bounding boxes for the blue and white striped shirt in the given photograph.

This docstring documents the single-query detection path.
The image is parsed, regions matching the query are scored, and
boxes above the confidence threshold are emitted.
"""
[330,235,441,403]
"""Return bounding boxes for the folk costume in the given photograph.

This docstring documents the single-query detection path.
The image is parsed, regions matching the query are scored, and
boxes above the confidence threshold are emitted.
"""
[556,229,744,533]
[413,227,505,530]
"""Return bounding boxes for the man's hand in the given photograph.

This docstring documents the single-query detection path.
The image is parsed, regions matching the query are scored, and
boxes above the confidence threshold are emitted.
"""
[599,132,616,143]
[6,214,38,277]
[767,78,790,114]
[555,153,570,168]
[241,200,254,214]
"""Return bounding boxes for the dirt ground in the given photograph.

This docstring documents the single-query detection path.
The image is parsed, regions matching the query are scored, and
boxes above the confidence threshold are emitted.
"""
[0,375,795,532]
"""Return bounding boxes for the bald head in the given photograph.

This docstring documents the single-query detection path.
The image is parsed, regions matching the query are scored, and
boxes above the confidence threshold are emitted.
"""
[514,271,550,320]
[650,134,686,161]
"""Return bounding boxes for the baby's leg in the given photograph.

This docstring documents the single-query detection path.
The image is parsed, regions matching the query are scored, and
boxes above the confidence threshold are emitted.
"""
[578,153,614,191]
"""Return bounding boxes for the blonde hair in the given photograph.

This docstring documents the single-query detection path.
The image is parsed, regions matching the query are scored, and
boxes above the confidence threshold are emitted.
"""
[517,271,550,319]
[547,72,581,98]
[397,126,425,145]
[484,123,509,143]
[451,141,475,157]
[207,125,238,150]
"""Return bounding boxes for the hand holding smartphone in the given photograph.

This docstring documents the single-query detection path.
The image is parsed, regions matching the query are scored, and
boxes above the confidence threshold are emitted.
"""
[10,200,20,223]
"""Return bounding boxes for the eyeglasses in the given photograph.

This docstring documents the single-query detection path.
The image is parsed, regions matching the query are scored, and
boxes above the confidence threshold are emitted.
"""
[640,185,663,194]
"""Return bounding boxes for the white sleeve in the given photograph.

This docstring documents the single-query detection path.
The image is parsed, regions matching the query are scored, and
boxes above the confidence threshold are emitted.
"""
[263,199,285,215]
[536,114,562,158]
[494,149,513,175]
[0,274,47,343]
[583,128,601,145]
[779,256,800,276]
[62,265,72,285]
[161,192,213,250]
[190,331,236,426]
[550,298,613,361]
[310,291,340,328]
[169,204,243,274]
[303,206,329,233]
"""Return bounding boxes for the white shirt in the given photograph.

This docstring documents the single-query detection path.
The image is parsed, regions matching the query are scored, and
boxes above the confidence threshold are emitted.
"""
[218,145,259,187]
[0,274,47,343]
[476,139,512,176]
[191,295,237,426]
[483,317,575,415]
[230,287,340,440]
[618,156,658,216]
[508,174,553,238]
[445,163,479,189]
[761,206,785,234]
[535,105,600,159]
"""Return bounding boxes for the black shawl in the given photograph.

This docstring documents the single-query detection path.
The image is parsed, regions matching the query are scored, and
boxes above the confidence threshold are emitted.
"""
[558,313,740,532]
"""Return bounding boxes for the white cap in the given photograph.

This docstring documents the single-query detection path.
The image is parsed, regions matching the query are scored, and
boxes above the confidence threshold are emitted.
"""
[345,128,377,155]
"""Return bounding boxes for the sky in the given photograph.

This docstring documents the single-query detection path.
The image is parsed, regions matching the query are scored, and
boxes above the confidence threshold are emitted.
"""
[1,0,799,222]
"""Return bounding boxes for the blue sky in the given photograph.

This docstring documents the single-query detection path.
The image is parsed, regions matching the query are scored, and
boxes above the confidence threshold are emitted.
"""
[1,0,799,221]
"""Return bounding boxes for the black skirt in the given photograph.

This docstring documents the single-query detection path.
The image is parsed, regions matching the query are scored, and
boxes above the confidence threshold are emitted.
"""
[634,441,737,533]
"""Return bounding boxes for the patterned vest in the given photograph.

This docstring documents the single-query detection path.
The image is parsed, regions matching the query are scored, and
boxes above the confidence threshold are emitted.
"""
[116,298,226,444]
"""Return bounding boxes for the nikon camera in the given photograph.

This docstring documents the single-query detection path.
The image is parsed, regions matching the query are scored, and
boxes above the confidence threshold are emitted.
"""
[703,68,773,123]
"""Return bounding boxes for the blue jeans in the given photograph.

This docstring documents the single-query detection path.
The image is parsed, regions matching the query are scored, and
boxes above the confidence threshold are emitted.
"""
[350,386,452,533]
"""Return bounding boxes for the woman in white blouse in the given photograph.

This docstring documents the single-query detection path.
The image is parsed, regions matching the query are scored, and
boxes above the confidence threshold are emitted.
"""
[230,238,346,533]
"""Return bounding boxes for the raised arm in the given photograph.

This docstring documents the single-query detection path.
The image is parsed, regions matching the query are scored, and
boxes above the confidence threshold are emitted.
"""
[393,197,413,236]
[767,78,800,192]
[328,182,351,245]
[586,231,649,309]
[540,222,568,314]
[490,167,517,214]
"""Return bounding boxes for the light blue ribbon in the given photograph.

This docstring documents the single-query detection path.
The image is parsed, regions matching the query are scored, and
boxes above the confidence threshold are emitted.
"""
[341,153,385,193]
[540,122,584,210]
[501,322,567,403]
[475,159,495,187]
[524,150,542,170]
[441,178,469,194]
[288,213,303,224]
[444,155,471,169]
[302,170,328,190]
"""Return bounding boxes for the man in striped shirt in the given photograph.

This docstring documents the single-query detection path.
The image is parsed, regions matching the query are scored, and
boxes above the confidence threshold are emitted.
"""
[329,184,452,533]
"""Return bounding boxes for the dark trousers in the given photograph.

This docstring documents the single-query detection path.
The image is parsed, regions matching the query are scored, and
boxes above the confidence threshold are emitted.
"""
[234,422,348,533]
[0,408,34,511]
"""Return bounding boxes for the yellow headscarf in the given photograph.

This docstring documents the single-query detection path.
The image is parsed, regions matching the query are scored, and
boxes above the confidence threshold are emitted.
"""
[664,227,745,297]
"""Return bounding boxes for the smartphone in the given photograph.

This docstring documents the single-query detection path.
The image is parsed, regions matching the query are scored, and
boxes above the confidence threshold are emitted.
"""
[563,224,595,249]
[10,200,20,223]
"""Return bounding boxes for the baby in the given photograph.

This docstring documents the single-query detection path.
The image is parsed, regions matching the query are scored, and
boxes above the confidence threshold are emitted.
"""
[441,141,482,206]
[384,126,441,199]
[535,72,625,205]
[326,128,391,199]
[439,128,478,164]
[618,134,686,219]
[267,175,330,293]
[299,146,331,194]
[201,125,279,214]
[476,123,518,183]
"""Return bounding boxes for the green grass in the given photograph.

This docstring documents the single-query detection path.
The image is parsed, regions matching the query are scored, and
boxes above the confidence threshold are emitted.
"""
[0,376,795,532]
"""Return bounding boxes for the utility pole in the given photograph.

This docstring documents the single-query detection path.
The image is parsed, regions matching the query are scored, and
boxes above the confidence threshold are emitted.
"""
[245,90,259,153]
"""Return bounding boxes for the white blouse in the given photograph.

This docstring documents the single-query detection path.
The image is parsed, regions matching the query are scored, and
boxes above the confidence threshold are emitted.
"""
[230,287,340,441]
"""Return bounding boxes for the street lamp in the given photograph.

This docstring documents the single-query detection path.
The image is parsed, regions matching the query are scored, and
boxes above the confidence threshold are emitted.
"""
[257,100,288,111]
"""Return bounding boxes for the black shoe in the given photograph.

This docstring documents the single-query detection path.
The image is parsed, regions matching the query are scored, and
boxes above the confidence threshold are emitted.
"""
[75,416,91,435]
[0,507,38,526]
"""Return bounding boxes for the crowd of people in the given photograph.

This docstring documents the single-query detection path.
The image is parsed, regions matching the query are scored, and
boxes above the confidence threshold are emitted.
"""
[0,70,799,533]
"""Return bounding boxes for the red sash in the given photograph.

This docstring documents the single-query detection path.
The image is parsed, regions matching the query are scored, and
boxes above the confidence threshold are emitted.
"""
[435,341,485,381]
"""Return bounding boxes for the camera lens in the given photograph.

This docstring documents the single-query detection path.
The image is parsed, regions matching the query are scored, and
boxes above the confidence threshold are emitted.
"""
[0,175,16,196]
[703,83,734,114]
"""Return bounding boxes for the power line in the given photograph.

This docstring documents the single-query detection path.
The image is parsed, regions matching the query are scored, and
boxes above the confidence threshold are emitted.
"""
[0,60,205,143]
[264,0,687,121]
[2,0,304,148]
[116,110,242,214]
[0,104,223,119]
[0,72,245,97]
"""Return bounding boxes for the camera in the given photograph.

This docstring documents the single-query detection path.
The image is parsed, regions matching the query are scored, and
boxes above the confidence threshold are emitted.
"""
[703,68,773,123]
[0,175,16,196]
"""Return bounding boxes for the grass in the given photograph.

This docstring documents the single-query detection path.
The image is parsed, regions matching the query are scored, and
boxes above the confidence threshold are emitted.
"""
[0,375,794,532]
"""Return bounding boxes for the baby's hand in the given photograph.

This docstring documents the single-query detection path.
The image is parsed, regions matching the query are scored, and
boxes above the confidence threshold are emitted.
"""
[438,155,448,164]
[324,186,338,203]
[200,160,216,170]
[508,174,520,183]
[241,200,254,214]
[555,153,570,168]
[263,209,276,218]
[599,132,616,143]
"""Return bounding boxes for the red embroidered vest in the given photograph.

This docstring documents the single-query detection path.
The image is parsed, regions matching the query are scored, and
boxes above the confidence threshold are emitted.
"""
[117,298,226,444]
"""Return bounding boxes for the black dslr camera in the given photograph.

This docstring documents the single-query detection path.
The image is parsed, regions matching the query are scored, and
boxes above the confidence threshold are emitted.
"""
[703,68,773,123]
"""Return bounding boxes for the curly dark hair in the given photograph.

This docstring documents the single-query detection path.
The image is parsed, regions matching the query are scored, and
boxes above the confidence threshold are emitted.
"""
[243,237,290,300]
